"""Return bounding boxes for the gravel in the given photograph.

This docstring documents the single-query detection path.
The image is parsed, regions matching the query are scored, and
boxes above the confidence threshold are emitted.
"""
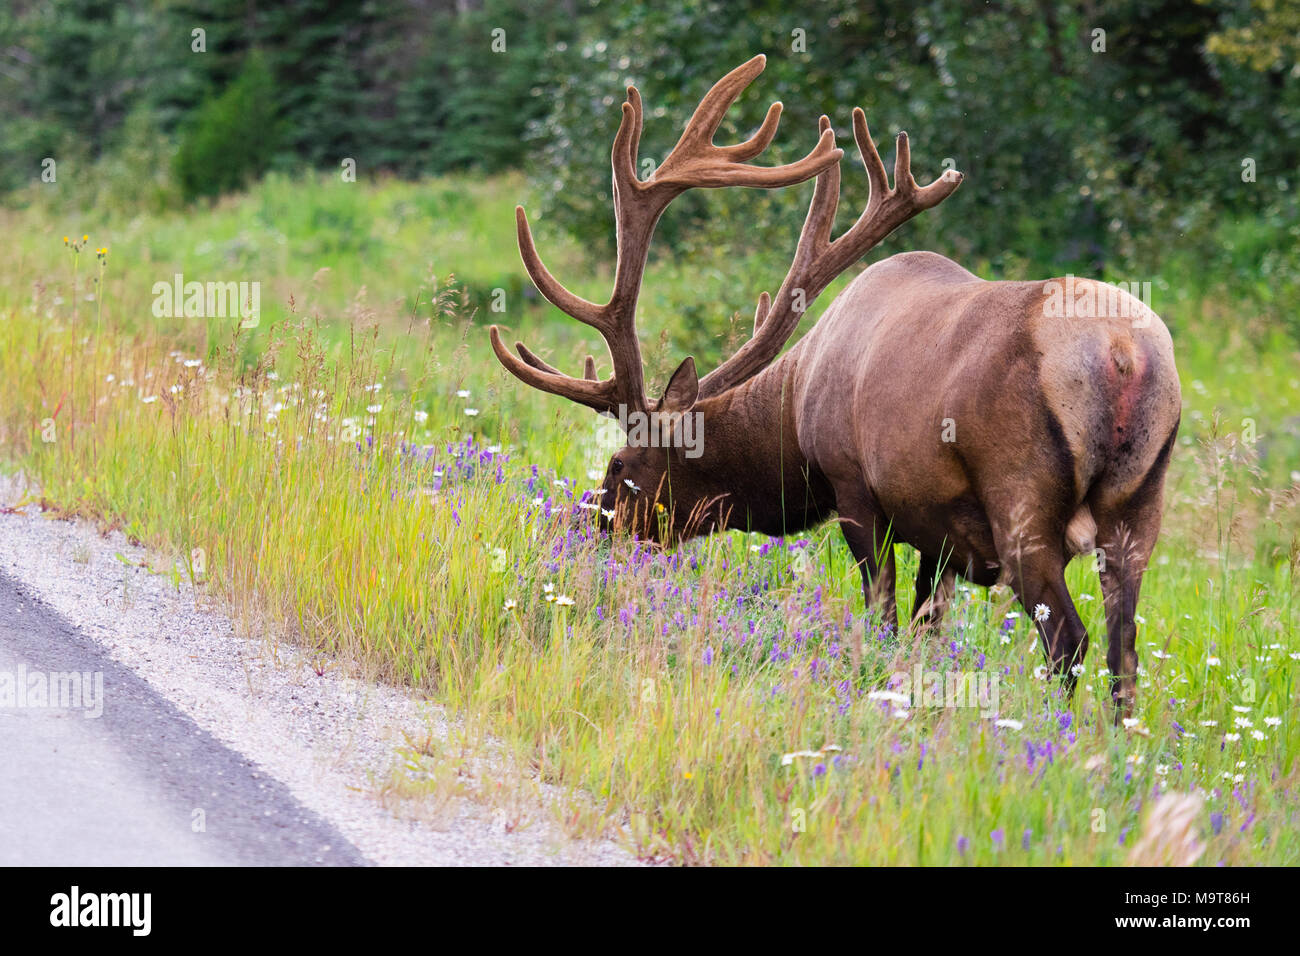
[0,472,637,866]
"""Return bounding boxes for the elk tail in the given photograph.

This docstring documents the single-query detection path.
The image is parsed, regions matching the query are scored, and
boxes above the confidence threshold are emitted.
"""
[1065,503,1097,556]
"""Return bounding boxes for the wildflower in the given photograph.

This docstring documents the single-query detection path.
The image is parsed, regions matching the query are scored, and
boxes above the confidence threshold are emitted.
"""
[1206,656,1221,666]
[1264,717,1281,727]
[457,389,470,398]
[702,646,713,666]
[1033,603,1051,622]
[184,359,202,369]
[413,410,428,423]
[780,749,823,766]
[503,599,517,611]
[1250,730,1265,741]
[141,395,158,404]
[995,718,1024,731]
[866,690,910,706]
[623,479,641,494]
[464,408,479,416]
[1234,716,1252,729]
[555,595,575,607]
[1224,732,1241,742]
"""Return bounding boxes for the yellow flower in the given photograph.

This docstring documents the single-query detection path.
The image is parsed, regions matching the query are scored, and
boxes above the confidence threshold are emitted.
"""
[82,234,88,241]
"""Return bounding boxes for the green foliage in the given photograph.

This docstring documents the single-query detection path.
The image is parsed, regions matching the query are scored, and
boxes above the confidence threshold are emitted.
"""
[531,0,1299,283]
[2,0,1298,339]
[173,51,281,202]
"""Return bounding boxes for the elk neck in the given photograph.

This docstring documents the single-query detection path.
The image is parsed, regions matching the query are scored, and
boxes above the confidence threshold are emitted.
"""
[672,351,835,537]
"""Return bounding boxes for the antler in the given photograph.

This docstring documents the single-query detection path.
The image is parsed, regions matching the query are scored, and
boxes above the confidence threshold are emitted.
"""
[489,55,842,417]
[696,109,963,399]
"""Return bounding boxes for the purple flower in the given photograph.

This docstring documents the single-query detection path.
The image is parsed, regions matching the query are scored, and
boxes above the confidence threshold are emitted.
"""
[702,646,714,666]
[990,828,1005,848]
[1210,811,1224,835]
[956,835,970,855]
[1022,828,1032,851]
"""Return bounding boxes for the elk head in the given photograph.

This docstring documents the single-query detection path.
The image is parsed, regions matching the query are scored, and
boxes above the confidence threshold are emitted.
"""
[489,55,961,543]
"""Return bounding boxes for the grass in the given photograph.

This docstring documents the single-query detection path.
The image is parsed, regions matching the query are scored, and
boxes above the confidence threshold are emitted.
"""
[1,172,1298,864]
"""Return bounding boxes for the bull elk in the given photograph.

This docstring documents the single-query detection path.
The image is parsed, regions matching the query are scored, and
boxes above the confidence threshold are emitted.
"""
[489,56,1181,715]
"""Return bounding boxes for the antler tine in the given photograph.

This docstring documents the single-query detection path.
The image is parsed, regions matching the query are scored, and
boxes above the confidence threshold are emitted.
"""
[488,326,620,413]
[717,101,783,162]
[852,108,891,214]
[611,88,644,194]
[651,54,842,191]
[698,109,962,399]
[515,206,608,332]
[674,55,770,150]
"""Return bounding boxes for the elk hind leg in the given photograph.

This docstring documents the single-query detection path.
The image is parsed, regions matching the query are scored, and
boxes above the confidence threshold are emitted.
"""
[1093,493,1162,722]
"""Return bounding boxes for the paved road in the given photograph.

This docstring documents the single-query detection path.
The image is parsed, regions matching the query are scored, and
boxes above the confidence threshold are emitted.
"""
[0,570,368,866]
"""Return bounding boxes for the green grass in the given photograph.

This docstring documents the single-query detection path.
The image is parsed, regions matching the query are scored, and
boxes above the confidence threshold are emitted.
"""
[1,173,1298,864]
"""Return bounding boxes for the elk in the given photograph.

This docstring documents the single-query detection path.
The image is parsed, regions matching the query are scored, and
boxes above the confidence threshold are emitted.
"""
[489,56,1181,715]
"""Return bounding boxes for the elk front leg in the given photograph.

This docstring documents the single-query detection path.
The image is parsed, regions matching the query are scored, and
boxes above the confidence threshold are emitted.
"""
[835,488,898,633]
[912,552,956,629]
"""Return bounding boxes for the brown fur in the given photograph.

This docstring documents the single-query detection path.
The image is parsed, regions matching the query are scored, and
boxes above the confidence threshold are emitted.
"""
[600,254,1181,716]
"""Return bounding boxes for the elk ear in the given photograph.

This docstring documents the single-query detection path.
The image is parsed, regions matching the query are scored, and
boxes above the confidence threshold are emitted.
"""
[659,356,699,412]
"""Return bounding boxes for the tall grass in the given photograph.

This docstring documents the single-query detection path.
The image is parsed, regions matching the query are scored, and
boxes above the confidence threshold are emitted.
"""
[1,175,1298,864]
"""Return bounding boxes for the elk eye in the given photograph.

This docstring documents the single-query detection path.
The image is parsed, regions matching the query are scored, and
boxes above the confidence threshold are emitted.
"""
[612,457,624,474]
